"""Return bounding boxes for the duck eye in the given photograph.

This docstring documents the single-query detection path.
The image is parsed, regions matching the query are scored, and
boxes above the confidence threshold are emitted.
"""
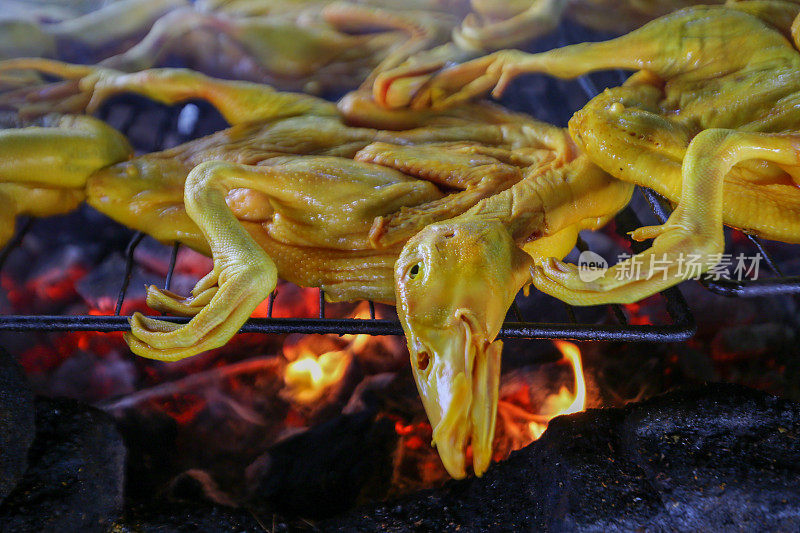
[408,263,422,279]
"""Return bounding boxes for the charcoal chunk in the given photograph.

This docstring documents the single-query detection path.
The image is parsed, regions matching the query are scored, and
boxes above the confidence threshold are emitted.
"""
[116,501,277,532]
[0,397,127,532]
[0,347,35,503]
[248,410,397,519]
[324,383,800,532]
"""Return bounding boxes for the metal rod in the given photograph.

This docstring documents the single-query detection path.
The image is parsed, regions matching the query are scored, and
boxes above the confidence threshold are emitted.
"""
[368,301,376,320]
[0,218,33,272]
[0,315,696,341]
[611,304,628,325]
[511,301,524,322]
[318,289,325,319]
[744,234,783,276]
[152,107,172,152]
[164,242,180,291]
[115,232,145,316]
[267,291,276,318]
[117,104,137,137]
[575,234,589,253]
[563,302,577,324]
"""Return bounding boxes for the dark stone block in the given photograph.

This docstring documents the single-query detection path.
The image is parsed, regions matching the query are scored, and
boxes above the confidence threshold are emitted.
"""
[116,501,275,533]
[324,383,800,532]
[0,397,127,532]
[247,410,398,519]
[0,347,35,503]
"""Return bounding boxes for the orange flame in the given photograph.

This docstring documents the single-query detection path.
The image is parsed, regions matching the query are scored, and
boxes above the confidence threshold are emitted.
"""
[527,340,586,439]
[283,349,350,404]
[281,302,377,404]
[341,302,374,353]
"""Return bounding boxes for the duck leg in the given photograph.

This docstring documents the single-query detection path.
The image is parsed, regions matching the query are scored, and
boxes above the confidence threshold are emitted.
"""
[386,5,794,109]
[126,161,278,361]
[0,58,335,123]
[535,129,800,304]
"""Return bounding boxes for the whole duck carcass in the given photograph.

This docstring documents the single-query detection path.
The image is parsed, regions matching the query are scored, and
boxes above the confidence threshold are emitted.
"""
[366,0,727,107]
[371,0,800,413]
[0,60,632,478]
[352,1,800,481]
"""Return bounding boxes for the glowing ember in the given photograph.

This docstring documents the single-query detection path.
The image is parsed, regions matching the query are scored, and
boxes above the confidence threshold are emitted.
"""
[528,340,586,439]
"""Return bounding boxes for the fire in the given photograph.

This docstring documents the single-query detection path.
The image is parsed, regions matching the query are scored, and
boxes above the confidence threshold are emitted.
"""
[281,302,378,404]
[283,349,350,404]
[527,340,586,439]
[341,304,374,353]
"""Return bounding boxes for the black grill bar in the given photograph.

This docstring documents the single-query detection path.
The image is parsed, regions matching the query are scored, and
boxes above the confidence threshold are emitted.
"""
[115,232,145,316]
[164,241,180,292]
[0,315,693,341]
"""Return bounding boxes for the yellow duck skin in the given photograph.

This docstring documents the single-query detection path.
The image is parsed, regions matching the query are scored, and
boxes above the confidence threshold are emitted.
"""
[90,1,466,94]
[372,0,724,109]
[379,1,800,307]
[1,1,719,96]
[455,0,723,51]
[0,61,633,479]
[0,0,467,94]
[0,0,187,63]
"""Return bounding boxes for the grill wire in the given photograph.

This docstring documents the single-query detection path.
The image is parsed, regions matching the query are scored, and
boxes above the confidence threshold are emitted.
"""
[3,23,795,343]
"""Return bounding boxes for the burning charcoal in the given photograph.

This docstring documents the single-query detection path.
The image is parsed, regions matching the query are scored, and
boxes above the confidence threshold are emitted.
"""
[324,383,800,532]
[130,237,208,297]
[76,253,150,314]
[48,350,137,403]
[105,357,299,503]
[1,242,92,314]
[0,347,35,504]
[132,236,177,277]
[343,373,397,415]
[712,322,796,360]
[0,397,126,532]
[247,410,397,519]
[166,469,239,508]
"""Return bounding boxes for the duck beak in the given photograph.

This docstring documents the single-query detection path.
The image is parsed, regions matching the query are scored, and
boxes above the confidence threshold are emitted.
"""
[409,309,501,478]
